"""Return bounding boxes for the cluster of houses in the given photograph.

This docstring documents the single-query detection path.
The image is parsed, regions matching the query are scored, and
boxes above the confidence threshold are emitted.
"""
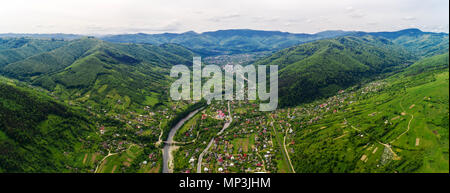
[280,81,385,129]
[180,101,279,173]
[203,52,268,66]
[267,80,388,159]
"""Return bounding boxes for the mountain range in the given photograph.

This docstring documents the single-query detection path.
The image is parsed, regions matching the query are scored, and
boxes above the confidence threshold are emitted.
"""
[0,28,448,172]
[4,28,446,56]
[0,37,195,112]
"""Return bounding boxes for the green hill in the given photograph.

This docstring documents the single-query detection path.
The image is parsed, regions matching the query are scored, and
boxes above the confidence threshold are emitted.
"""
[1,37,103,78]
[254,35,414,107]
[402,52,449,75]
[361,29,449,58]
[0,37,195,112]
[0,82,98,172]
[287,53,449,172]
[0,38,67,68]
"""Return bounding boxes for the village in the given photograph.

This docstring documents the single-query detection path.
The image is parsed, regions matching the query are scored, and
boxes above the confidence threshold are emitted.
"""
[171,99,283,173]
[186,79,387,173]
[62,91,196,173]
[48,65,391,174]
[203,51,271,66]
[12,58,432,174]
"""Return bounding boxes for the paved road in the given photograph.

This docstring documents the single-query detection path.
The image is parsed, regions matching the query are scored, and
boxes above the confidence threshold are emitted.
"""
[197,101,232,173]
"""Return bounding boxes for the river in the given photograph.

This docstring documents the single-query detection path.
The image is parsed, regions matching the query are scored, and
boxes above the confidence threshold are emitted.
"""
[162,108,203,173]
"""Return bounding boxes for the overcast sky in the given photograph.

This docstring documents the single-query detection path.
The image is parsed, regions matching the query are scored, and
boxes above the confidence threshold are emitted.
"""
[0,0,448,34]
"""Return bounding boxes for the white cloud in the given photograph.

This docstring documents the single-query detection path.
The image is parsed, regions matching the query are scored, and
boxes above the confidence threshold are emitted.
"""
[346,6,355,13]
[402,16,417,21]
[209,13,241,22]
[0,0,448,34]
[344,6,366,19]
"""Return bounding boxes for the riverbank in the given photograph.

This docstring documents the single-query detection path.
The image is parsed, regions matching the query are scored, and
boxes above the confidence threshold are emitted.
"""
[162,107,204,173]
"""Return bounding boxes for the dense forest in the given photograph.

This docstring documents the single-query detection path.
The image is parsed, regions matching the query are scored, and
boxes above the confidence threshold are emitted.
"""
[0,83,98,172]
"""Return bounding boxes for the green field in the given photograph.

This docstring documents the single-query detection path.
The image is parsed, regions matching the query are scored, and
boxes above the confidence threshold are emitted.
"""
[287,54,449,173]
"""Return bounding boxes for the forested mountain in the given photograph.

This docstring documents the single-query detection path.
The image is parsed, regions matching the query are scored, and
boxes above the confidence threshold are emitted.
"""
[358,28,449,58]
[253,35,416,107]
[1,29,447,113]
[0,37,195,111]
[99,28,448,57]
[3,28,446,57]
[0,38,68,68]
[0,37,197,173]
[100,29,353,55]
[0,82,98,172]
[0,33,82,40]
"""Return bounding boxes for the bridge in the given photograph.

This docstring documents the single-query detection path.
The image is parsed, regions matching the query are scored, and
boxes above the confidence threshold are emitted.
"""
[163,141,193,146]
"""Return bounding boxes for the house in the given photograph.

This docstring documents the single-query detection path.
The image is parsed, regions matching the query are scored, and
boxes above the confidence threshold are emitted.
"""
[216,110,225,119]
[99,126,105,134]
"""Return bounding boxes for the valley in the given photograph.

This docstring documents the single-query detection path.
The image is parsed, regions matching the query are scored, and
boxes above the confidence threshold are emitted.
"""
[0,28,448,173]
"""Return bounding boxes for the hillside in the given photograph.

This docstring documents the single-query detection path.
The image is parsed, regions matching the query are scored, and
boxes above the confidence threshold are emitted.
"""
[403,52,449,75]
[0,37,195,112]
[254,35,414,107]
[0,37,199,173]
[283,53,449,172]
[0,38,68,68]
[0,81,99,172]
[360,29,449,58]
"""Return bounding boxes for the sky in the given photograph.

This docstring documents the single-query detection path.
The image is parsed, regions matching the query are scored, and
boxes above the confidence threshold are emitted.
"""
[0,0,448,35]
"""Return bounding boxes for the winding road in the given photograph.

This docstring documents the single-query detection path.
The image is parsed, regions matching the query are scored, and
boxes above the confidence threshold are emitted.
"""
[347,119,400,160]
[94,144,137,173]
[94,150,117,173]
[197,101,232,173]
[270,116,295,173]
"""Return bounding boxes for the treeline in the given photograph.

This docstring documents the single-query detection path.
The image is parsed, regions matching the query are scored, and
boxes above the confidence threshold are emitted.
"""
[163,99,207,140]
